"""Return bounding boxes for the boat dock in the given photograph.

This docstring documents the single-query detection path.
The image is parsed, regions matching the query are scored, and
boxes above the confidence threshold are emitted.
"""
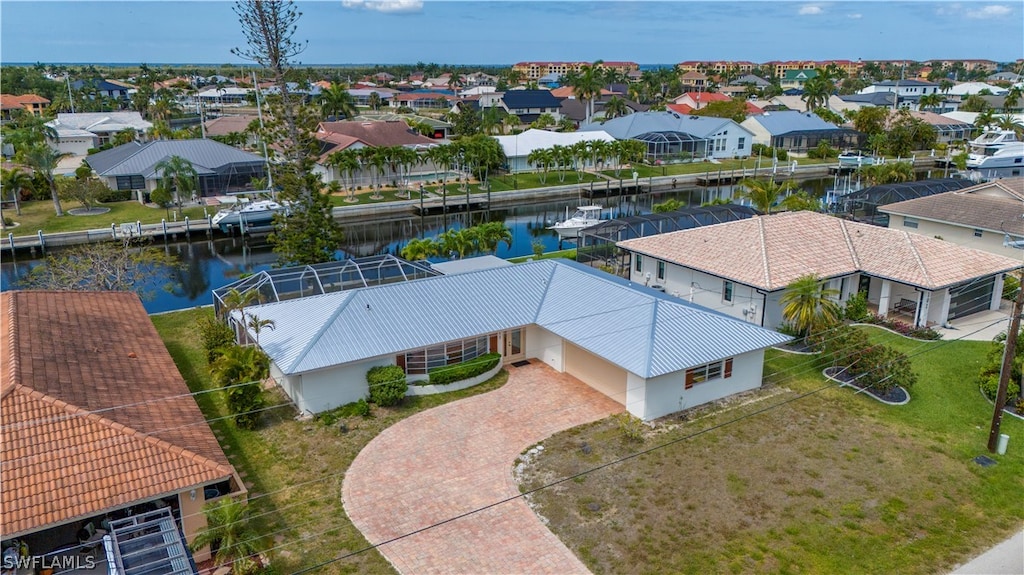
[411,193,489,215]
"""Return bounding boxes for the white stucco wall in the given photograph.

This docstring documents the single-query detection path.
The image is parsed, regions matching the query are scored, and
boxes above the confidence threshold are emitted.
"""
[628,256,763,324]
[886,214,1024,259]
[739,118,773,146]
[525,325,564,371]
[56,137,95,156]
[640,349,766,420]
[286,355,393,415]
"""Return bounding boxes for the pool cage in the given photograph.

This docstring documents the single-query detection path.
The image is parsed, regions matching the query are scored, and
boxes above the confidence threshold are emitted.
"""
[212,254,441,320]
[577,204,760,276]
[831,178,976,225]
[633,131,710,163]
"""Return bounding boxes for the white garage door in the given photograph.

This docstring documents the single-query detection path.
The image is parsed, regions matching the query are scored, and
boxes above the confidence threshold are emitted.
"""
[563,342,627,405]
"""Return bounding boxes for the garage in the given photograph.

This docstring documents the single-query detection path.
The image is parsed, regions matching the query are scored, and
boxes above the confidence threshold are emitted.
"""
[948,276,995,321]
[563,342,627,405]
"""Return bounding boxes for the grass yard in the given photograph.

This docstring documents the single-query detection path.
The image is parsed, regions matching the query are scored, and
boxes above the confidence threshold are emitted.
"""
[153,308,509,575]
[6,199,208,236]
[516,325,1024,575]
[507,248,576,263]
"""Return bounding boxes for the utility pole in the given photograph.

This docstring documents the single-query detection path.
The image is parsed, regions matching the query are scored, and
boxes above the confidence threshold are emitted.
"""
[988,270,1024,452]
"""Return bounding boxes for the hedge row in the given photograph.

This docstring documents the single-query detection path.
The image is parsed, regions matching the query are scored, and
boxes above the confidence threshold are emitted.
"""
[428,353,501,386]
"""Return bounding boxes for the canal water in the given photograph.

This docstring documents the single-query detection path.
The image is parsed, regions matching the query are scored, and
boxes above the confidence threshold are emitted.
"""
[1,178,838,313]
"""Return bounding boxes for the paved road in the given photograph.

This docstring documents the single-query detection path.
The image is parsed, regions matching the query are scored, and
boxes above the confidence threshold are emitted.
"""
[951,529,1024,575]
[342,362,622,574]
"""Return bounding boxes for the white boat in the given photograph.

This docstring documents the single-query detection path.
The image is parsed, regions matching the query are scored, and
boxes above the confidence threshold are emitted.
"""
[548,205,603,239]
[211,199,288,232]
[837,151,878,169]
[966,130,1024,176]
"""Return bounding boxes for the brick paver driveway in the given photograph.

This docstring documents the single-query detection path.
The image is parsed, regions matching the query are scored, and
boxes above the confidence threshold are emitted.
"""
[342,362,623,574]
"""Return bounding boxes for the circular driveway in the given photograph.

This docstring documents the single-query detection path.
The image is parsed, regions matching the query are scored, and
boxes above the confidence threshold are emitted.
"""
[342,362,623,574]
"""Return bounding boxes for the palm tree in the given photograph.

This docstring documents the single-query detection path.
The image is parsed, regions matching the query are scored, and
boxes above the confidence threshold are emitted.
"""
[737,178,794,214]
[918,93,944,113]
[975,108,997,130]
[478,221,512,253]
[527,148,552,184]
[328,148,361,202]
[189,498,264,575]
[996,114,1024,138]
[401,237,437,261]
[320,83,357,120]
[246,314,275,347]
[219,287,259,324]
[21,144,69,216]
[1004,86,1022,112]
[154,155,199,215]
[211,344,268,387]
[564,60,606,124]
[570,140,590,181]
[1,167,33,216]
[149,92,181,124]
[367,91,383,111]
[780,274,841,337]
[502,114,520,135]
[602,96,629,122]
[800,73,832,111]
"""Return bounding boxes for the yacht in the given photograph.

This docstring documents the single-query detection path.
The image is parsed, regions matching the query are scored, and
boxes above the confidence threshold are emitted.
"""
[211,199,288,232]
[548,205,603,239]
[965,129,1024,177]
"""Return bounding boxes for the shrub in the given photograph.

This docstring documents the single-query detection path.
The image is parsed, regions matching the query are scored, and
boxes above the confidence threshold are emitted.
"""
[1015,395,1024,412]
[198,316,236,363]
[367,365,407,406]
[96,189,134,203]
[1003,274,1020,301]
[229,381,265,430]
[615,412,645,442]
[428,353,501,386]
[849,344,916,393]
[532,242,544,259]
[843,292,869,322]
[807,141,839,159]
[2,217,12,226]
[317,398,371,426]
[980,373,1021,402]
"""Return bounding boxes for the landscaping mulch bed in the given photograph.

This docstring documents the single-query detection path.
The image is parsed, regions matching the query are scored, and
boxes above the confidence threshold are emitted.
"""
[824,366,909,404]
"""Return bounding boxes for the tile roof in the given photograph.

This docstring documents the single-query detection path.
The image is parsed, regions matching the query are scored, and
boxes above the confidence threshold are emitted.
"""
[618,211,1022,291]
[243,259,789,379]
[317,120,437,148]
[878,178,1024,235]
[203,115,259,137]
[1,291,235,537]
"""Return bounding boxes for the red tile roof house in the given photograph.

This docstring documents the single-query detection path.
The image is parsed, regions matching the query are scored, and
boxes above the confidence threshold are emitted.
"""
[672,91,731,110]
[1,291,244,568]
[618,211,1022,330]
[314,120,439,187]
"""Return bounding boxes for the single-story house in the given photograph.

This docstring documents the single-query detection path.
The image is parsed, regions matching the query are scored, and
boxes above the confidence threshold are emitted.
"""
[581,111,754,162]
[617,211,1022,329]
[879,177,1024,258]
[86,139,267,199]
[234,259,789,421]
[46,112,153,156]
[730,74,771,88]
[314,120,439,186]
[741,110,863,152]
[351,112,453,139]
[946,82,1009,97]
[672,91,731,110]
[494,128,616,172]
[898,111,975,143]
[1,291,243,566]
[193,87,253,106]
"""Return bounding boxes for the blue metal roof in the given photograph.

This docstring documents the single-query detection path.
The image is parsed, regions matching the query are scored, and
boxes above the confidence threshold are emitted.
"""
[580,111,749,140]
[87,139,265,178]
[742,110,847,135]
[245,259,789,378]
[501,90,562,109]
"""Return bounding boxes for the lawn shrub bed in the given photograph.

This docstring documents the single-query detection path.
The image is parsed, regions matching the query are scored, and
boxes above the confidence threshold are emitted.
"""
[428,352,501,386]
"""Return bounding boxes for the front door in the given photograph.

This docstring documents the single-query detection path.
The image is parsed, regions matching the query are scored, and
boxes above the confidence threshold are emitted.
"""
[504,328,525,362]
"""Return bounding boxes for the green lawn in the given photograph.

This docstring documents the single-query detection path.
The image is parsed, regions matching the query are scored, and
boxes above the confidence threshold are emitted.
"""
[153,308,510,575]
[6,199,208,236]
[517,324,1024,575]
[507,248,576,263]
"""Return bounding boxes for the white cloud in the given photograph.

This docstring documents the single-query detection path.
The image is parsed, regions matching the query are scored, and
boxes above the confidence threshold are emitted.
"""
[847,12,862,19]
[936,3,961,16]
[965,4,1012,18]
[798,4,823,16]
[341,0,423,14]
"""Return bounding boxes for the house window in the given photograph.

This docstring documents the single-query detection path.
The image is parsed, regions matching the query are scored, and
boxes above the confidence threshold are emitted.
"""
[657,261,666,281]
[635,254,643,273]
[974,229,983,238]
[723,280,734,303]
[685,358,734,389]
[737,137,746,150]
[402,335,491,375]
[903,217,919,229]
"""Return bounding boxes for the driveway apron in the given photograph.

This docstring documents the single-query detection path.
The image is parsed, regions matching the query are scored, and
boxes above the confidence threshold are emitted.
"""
[342,362,623,574]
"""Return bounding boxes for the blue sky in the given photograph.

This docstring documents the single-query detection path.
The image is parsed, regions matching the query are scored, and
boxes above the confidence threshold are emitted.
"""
[1,1,1021,65]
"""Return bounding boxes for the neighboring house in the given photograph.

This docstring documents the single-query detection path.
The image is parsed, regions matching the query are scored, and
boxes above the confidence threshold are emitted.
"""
[779,69,818,89]
[0,291,244,565]
[233,258,789,421]
[463,72,498,87]
[672,91,731,110]
[583,111,754,162]
[314,120,438,185]
[769,94,863,114]
[679,71,709,90]
[837,91,898,109]
[878,178,1024,258]
[988,72,1022,83]
[86,139,267,199]
[389,92,458,111]
[0,93,49,121]
[899,111,975,144]
[193,87,253,106]
[71,78,130,100]
[352,112,452,139]
[617,211,1021,329]
[494,128,617,172]
[730,74,771,88]
[537,72,561,88]
[559,94,648,126]
[492,90,563,124]
[46,111,153,156]
[346,88,397,107]
[857,80,940,110]
[741,110,862,152]
[946,82,1009,97]
[203,114,260,147]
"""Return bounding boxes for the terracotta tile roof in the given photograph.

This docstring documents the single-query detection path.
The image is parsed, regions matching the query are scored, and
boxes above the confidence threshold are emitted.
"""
[667,103,694,114]
[1,291,235,537]
[618,211,1023,291]
[318,120,437,148]
[879,178,1024,235]
[203,115,259,137]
